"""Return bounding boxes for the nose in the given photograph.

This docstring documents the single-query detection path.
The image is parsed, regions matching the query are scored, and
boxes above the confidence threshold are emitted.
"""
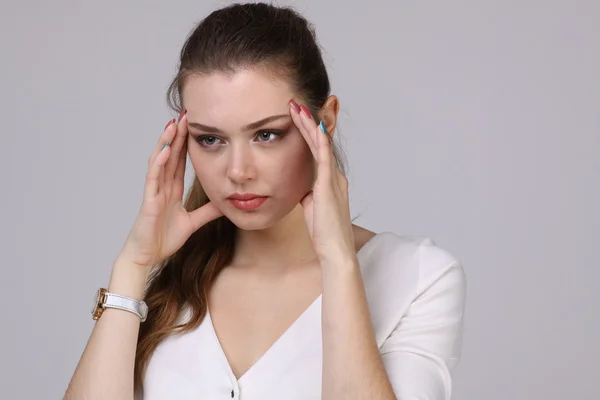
[226,145,256,183]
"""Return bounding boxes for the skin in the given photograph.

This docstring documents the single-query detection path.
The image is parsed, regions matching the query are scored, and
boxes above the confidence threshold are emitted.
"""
[182,69,329,379]
[182,69,320,271]
[64,68,392,400]
[181,68,391,398]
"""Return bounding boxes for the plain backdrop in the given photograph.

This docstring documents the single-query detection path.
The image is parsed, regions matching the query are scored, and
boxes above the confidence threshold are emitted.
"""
[1,0,598,399]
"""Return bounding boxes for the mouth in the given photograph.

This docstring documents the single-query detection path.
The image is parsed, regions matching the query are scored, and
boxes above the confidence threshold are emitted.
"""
[227,193,269,211]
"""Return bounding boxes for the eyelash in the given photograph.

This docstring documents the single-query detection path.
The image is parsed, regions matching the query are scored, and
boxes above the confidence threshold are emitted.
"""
[195,130,284,148]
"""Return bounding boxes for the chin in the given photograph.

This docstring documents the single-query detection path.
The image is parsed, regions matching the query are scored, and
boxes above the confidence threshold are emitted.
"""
[221,200,297,231]
[226,213,277,231]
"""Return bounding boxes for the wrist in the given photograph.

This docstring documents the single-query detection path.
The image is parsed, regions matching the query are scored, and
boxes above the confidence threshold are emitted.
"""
[320,254,359,271]
[108,258,152,301]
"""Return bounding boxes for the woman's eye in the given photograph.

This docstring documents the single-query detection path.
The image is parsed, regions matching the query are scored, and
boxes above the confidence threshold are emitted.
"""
[196,130,282,148]
[256,130,282,142]
[197,136,222,147]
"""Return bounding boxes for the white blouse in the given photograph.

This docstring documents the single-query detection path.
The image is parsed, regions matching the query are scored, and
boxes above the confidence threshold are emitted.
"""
[141,232,467,399]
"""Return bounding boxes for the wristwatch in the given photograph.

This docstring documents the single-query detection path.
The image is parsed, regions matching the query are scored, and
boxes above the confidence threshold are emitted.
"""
[91,288,148,322]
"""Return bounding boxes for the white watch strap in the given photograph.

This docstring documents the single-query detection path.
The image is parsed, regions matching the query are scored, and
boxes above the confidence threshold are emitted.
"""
[104,292,148,322]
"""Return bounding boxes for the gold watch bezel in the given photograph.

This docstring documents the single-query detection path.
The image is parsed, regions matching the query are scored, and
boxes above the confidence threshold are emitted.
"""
[91,288,108,320]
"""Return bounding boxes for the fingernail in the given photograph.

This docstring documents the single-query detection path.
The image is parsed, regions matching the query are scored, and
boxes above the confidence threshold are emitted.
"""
[161,141,171,151]
[300,105,312,118]
[319,120,327,134]
[164,118,175,130]
[178,108,187,123]
[289,100,301,113]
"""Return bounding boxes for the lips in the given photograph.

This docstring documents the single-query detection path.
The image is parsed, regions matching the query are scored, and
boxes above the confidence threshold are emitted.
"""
[227,196,268,211]
[227,193,265,201]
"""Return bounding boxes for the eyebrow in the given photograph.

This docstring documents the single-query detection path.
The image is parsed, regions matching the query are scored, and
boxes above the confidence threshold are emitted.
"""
[188,114,290,133]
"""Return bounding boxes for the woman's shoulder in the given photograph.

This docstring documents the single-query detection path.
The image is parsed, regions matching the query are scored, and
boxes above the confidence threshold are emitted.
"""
[358,231,467,344]
[360,231,464,286]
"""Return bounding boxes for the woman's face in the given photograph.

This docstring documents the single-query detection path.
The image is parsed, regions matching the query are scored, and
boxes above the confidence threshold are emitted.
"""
[181,69,315,230]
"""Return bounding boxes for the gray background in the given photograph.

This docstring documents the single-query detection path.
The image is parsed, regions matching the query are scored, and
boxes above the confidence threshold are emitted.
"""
[1,0,598,399]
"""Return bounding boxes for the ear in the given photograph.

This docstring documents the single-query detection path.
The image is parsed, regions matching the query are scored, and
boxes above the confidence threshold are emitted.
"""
[318,95,339,138]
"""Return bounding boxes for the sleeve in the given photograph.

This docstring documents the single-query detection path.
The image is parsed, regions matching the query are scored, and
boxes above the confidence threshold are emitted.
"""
[379,246,467,400]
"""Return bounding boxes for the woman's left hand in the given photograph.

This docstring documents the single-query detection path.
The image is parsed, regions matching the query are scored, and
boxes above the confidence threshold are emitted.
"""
[289,100,357,268]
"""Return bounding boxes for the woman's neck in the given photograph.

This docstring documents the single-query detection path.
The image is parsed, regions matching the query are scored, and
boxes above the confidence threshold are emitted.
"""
[229,204,319,273]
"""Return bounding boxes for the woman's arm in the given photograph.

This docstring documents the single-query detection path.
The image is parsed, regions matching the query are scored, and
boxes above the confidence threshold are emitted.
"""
[64,259,149,400]
[321,254,466,400]
[321,256,396,399]
[380,260,466,400]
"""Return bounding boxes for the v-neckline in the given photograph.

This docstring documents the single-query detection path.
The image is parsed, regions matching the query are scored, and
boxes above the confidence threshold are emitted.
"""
[206,292,322,387]
[205,231,385,388]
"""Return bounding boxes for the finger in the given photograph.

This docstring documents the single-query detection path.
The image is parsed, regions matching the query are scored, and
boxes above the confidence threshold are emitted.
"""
[173,136,188,196]
[310,116,341,182]
[313,120,333,182]
[149,119,177,168]
[289,102,317,160]
[144,143,171,199]
[300,189,314,209]
[295,105,333,180]
[165,109,188,179]
[158,142,169,190]
[300,189,314,238]
[316,120,337,178]
[297,104,320,157]
[188,202,224,231]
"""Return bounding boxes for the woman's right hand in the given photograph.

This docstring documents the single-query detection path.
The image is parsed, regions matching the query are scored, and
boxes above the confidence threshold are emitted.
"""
[117,110,224,273]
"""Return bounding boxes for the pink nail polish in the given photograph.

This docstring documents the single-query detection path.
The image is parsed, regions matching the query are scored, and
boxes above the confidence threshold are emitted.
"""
[290,100,301,113]
[178,108,187,122]
[164,118,175,130]
[300,105,312,118]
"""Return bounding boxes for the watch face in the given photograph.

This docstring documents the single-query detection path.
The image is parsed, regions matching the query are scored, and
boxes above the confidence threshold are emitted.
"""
[91,289,101,315]
[140,301,148,317]
[140,301,148,322]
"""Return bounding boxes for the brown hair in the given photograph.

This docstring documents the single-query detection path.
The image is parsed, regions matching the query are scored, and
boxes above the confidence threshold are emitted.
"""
[134,2,350,394]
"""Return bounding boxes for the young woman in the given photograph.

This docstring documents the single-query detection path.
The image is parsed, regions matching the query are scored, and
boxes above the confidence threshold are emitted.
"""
[66,3,466,399]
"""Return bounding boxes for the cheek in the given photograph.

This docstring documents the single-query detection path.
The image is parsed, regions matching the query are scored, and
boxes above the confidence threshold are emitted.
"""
[274,138,315,192]
[188,150,218,195]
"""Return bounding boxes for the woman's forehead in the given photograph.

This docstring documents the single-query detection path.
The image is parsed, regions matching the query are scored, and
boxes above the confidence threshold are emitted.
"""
[182,70,296,129]
[183,70,294,107]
